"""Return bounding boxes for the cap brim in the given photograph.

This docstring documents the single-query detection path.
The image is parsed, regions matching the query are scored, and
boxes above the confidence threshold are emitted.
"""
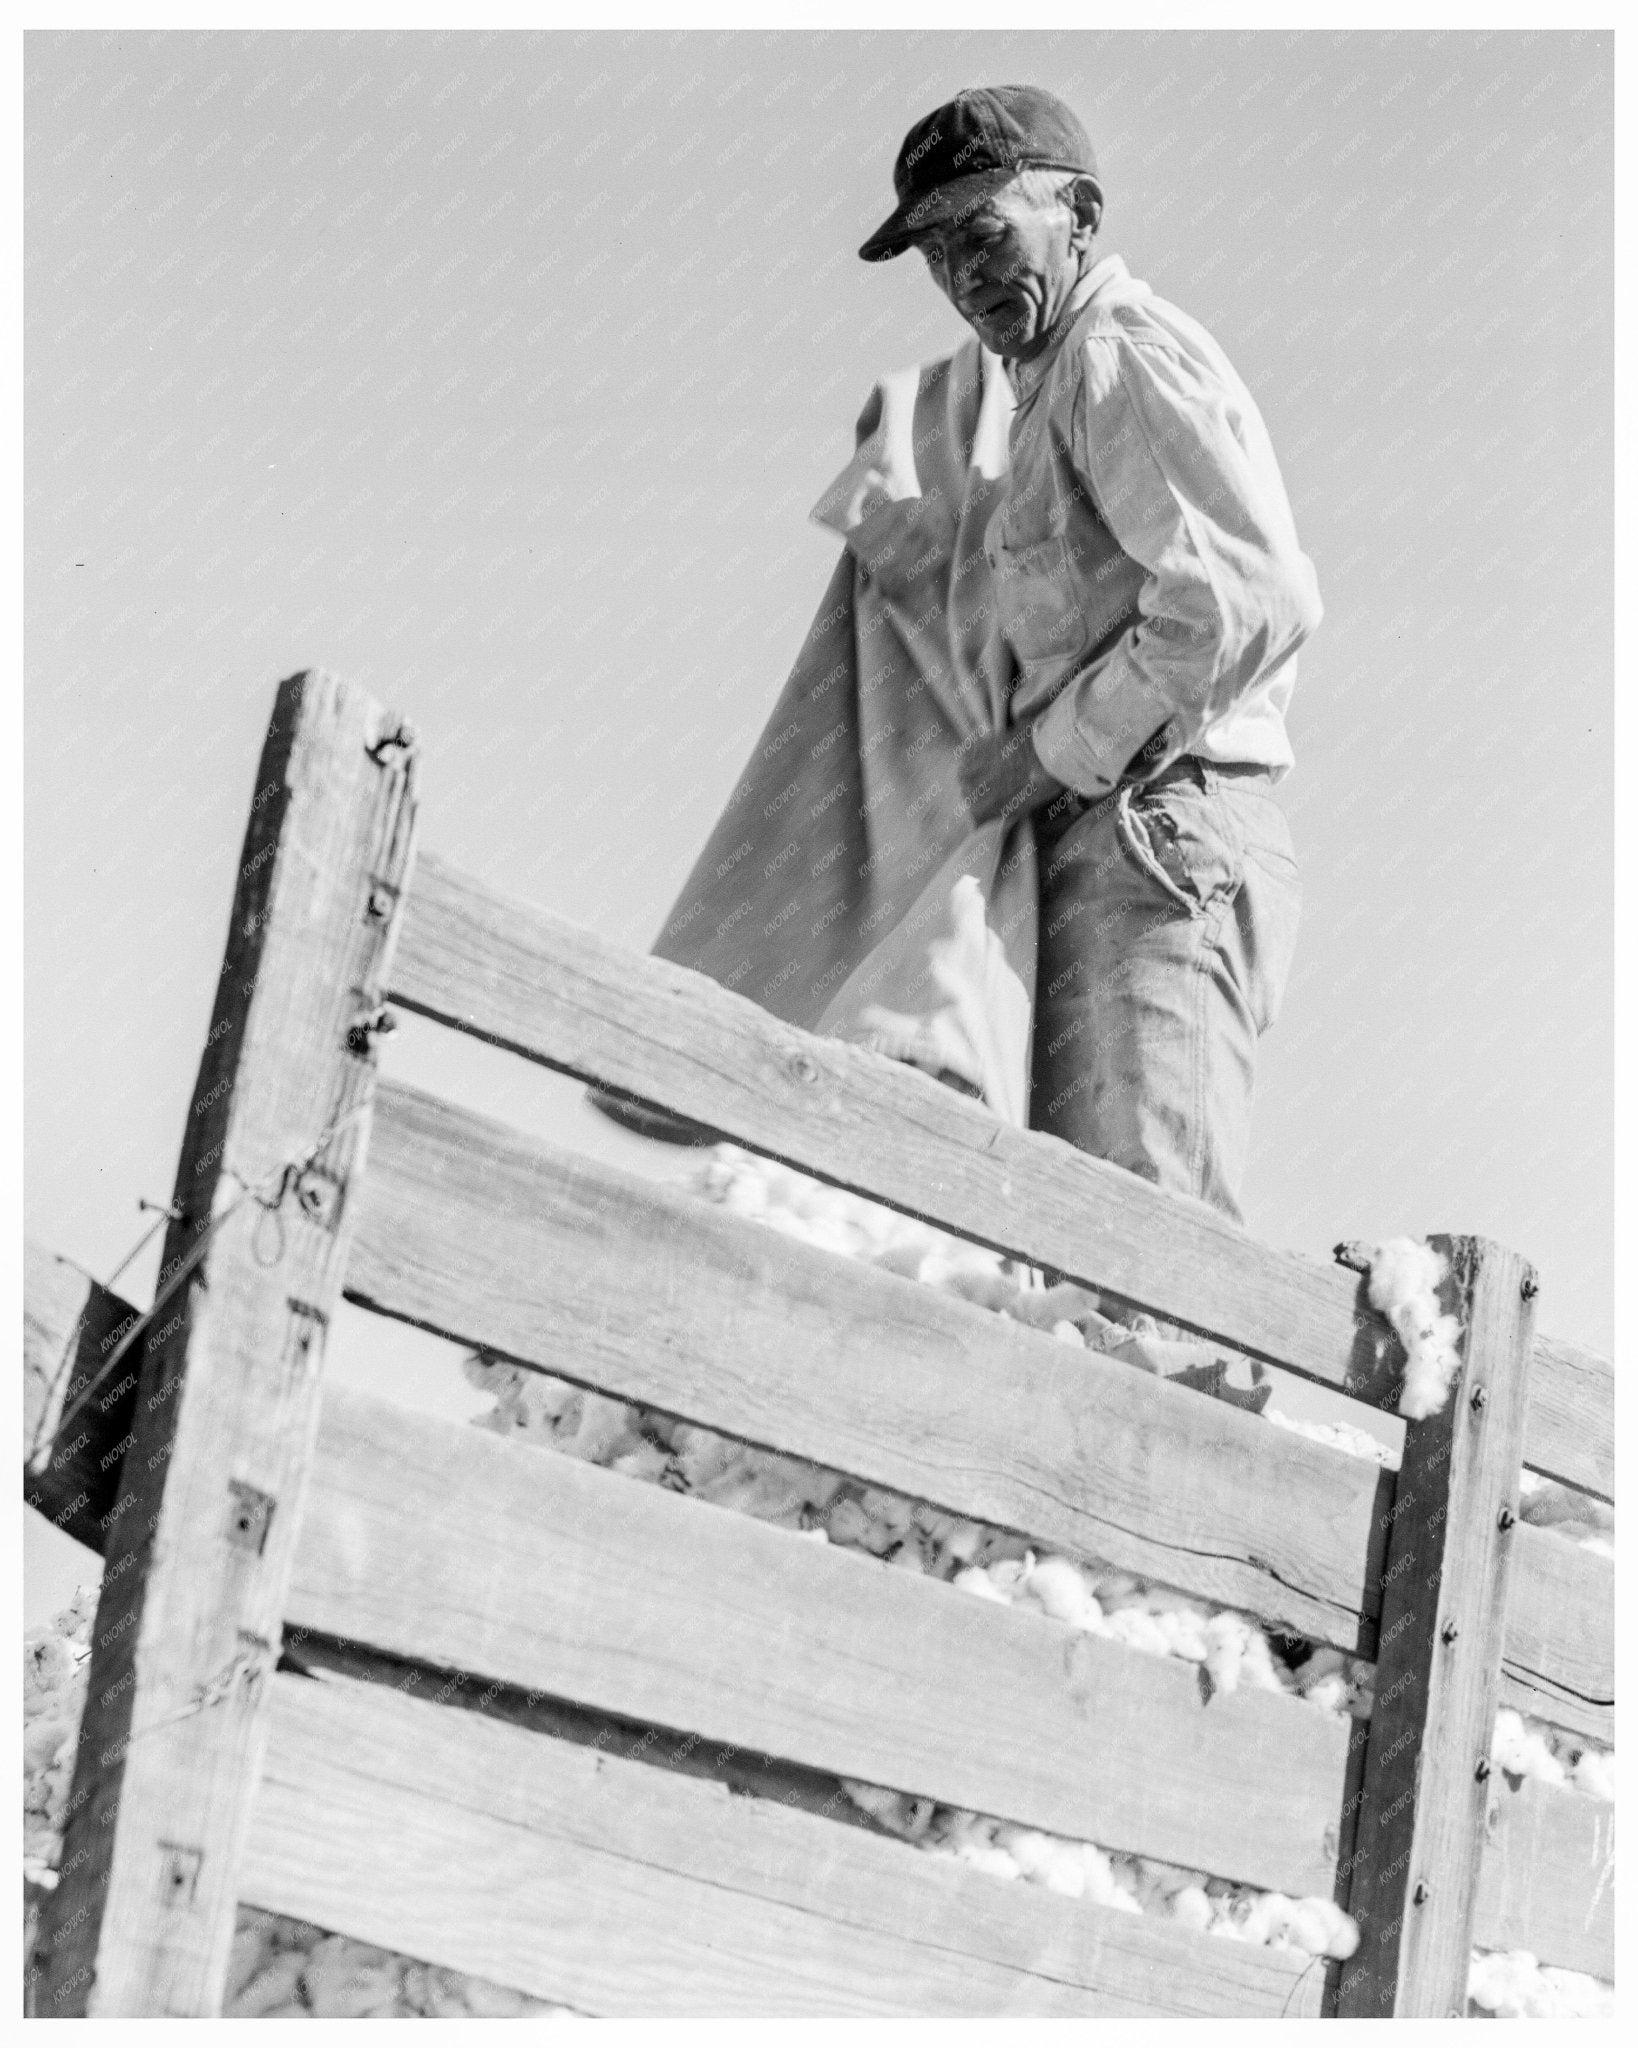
[858,168,1016,262]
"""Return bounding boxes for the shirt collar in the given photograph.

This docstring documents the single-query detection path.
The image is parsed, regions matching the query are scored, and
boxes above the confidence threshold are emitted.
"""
[1004,253,1130,402]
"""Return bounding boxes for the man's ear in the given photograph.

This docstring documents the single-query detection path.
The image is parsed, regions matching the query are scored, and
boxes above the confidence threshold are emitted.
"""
[1068,175,1103,242]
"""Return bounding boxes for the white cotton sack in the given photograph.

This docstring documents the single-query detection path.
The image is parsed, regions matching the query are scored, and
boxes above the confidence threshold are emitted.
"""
[1366,1237,1464,1420]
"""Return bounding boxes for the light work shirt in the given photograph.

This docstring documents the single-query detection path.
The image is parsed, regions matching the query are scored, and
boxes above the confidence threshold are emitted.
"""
[991,254,1322,795]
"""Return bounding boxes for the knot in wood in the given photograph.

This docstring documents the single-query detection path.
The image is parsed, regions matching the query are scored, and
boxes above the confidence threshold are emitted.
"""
[788,1050,820,1086]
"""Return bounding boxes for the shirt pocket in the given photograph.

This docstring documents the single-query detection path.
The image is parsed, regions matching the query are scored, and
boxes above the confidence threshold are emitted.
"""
[991,530,1092,679]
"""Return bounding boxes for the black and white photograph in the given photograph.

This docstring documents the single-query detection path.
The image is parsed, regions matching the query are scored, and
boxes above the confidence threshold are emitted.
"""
[21,16,1615,2023]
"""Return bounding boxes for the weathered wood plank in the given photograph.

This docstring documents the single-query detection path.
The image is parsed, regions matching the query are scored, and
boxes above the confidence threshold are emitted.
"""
[1473,1776,1614,1983]
[243,1669,1329,2018]
[388,850,1400,1389]
[288,1385,1351,1898]
[1338,1238,1538,2018]
[32,674,418,2019]
[1497,1527,1612,1746]
[350,1081,1393,1653]
[23,1243,141,1553]
[387,850,1610,1496]
[1523,1333,1614,1502]
[344,1085,1613,1733]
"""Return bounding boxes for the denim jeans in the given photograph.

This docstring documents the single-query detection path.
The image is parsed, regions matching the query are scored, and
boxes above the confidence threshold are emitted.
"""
[1029,760,1302,1224]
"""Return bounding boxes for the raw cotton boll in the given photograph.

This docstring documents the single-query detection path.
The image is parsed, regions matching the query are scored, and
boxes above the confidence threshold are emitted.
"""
[1079,1846,1119,1908]
[608,1440,671,1486]
[888,1539,929,1574]
[672,1426,743,1492]
[224,1913,282,2007]
[954,1839,1022,1881]
[1104,1886,1143,1914]
[953,1565,1010,1604]
[993,1825,1056,1879]
[1528,1967,1617,2019]
[719,1173,771,1220]
[299,1933,407,2017]
[869,1240,932,1282]
[934,1518,985,1570]
[1303,1673,1350,1719]
[1104,1607,1172,1659]
[1365,1237,1464,1420]
[1153,1607,1209,1663]
[1022,1555,1099,1629]
[226,1948,311,2017]
[25,1634,79,1707]
[460,1349,520,1397]
[1171,1885,1213,1933]
[1283,1899,1336,1956]
[824,1495,878,1550]
[941,1267,1025,1314]
[1490,1709,1566,1785]
[462,1977,537,2016]
[554,1389,640,1465]
[839,1779,911,1830]
[1236,1627,1292,1695]
[24,1716,73,1775]
[1094,1569,1143,1605]
[1203,1612,1250,1695]
[1467,1949,1539,2017]
[1292,1645,1347,1694]
[1038,1841,1088,1897]
[985,1554,1033,1599]
[856,1487,915,1539]
[695,1451,806,1522]
[1571,1747,1615,1802]
[1050,1320,1086,1346]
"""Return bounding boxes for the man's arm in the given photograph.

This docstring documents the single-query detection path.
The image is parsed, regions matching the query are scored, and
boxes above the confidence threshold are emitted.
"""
[1030,331,1322,797]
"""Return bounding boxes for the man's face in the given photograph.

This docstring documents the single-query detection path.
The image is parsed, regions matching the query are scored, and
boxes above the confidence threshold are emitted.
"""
[913,182,1088,363]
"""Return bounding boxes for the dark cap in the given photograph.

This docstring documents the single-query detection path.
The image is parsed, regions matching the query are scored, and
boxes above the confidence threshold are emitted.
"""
[859,84,1100,263]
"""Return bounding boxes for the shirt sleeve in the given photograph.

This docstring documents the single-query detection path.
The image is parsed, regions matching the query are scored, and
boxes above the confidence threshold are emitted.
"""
[1030,330,1322,796]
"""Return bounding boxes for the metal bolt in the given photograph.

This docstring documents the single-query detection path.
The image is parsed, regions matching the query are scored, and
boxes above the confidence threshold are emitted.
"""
[1497,1506,1515,1532]
[1475,1757,1492,1782]
[1469,1386,1487,1412]
[347,1005,397,1057]
[1441,1620,1460,1645]
[1521,1275,1539,1300]
[367,719,418,764]
[1412,1881,1430,1905]
[365,885,394,923]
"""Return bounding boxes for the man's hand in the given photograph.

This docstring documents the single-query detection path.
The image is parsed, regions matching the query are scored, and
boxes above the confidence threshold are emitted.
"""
[957,724,1069,824]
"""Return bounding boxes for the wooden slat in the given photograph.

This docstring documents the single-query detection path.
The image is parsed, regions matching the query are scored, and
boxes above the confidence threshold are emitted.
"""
[351,1080,1392,1652]
[33,673,419,2019]
[243,1669,1328,2018]
[290,1385,1351,1899]
[346,1084,1613,1734]
[1524,1333,1614,1501]
[22,1210,1614,1746]
[1473,1776,1615,1982]
[1339,1238,1537,2018]
[387,849,1611,1497]
[1498,1527,1612,1745]
[23,1243,141,1553]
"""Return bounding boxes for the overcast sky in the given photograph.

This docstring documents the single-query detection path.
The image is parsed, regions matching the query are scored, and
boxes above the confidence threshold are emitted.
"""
[24,28,1611,1616]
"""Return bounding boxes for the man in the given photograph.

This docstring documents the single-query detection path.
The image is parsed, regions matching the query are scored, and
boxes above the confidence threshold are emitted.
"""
[859,85,1320,1223]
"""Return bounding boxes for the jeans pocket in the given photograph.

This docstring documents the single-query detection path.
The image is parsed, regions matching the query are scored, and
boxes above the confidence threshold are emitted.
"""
[1116,781,1242,917]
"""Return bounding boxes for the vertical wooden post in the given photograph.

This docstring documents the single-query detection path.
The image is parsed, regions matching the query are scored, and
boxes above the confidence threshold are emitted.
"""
[31,673,417,2017]
[1336,1234,1538,2017]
